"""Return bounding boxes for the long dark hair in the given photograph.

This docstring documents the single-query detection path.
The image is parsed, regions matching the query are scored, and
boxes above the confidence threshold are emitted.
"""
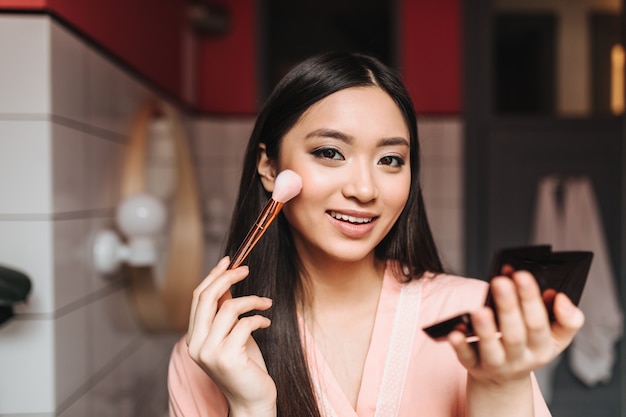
[226,52,444,417]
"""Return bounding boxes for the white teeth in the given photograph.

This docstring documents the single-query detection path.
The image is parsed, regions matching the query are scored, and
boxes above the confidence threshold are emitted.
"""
[329,211,373,224]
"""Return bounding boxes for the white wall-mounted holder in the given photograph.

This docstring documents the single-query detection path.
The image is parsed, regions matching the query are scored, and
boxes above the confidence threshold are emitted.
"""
[92,100,204,332]
[93,193,167,274]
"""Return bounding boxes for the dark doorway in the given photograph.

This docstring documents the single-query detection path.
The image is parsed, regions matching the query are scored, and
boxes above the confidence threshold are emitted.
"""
[494,13,556,115]
[259,0,396,100]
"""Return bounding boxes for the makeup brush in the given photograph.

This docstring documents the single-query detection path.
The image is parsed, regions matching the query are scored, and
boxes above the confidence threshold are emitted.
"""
[228,169,302,269]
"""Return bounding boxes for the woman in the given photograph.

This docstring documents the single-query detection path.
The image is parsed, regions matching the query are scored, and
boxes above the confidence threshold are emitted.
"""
[168,52,584,417]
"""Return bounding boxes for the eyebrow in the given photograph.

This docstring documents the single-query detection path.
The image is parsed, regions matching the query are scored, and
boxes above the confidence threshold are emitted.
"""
[305,128,352,143]
[305,128,409,148]
[378,137,410,148]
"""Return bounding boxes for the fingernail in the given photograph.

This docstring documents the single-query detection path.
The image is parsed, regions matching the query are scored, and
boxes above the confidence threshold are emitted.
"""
[514,271,534,289]
[561,295,575,312]
[219,256,230,267]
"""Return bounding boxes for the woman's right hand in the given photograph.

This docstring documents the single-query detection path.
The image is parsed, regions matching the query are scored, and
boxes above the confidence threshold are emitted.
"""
[186,256,277,417]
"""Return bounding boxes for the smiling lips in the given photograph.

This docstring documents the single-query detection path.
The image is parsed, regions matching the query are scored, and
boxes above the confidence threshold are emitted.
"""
[327,210,378,238]
[328,210,374,224]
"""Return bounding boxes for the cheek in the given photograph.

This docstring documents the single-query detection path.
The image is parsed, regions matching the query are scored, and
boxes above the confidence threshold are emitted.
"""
[389,177,411,211]
[281,197,314,238]
[287,164,335,199]
[285,187,322,217]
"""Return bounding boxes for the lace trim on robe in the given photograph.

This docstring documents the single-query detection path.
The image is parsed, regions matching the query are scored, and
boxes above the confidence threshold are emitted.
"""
[311,279,423,417]
[373,279,422,417]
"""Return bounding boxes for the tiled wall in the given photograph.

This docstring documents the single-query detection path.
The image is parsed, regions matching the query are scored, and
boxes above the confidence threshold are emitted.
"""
[418,117,465,274]
[0,15,179,416]
[192,118,255,268]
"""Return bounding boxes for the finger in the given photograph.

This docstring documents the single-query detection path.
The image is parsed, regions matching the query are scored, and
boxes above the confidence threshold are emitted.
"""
[190,256,231,315]
[551,292,585,353]
[187,256,230,343]
[222,315,272,362]
[512,271,551,351]
[188,266,250,352]
[205,296,273,349]
[490,276,526,359]
[206,315,272,377]
[471,306,505,368]
[448,329,479,369]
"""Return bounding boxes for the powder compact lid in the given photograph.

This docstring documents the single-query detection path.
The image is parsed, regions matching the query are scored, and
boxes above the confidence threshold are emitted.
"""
[423,245,593,341]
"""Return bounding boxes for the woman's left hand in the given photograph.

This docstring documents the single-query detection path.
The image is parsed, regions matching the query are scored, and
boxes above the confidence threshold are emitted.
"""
[449,269,585,386]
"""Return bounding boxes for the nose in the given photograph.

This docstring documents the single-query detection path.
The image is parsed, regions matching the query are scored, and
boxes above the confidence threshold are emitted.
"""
[342,160,378,203]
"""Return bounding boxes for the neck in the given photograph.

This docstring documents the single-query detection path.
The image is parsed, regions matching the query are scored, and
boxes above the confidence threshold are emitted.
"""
[297,253,386,315]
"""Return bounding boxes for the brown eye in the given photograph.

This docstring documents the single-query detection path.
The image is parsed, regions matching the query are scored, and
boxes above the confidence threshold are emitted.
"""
[312,147,344,160]
[378,155,404,167]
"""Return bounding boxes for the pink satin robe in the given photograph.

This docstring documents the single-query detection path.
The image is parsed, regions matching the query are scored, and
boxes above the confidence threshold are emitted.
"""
[168,266,551,416]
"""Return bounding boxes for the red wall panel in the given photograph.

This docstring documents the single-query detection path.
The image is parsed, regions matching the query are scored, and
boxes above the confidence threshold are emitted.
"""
[193,0,461,115]
[1,1,461,114]
[401,0,461,114]
[195,0,257,114]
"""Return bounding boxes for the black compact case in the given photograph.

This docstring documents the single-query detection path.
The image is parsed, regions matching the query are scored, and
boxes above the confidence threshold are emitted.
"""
[422,245,593,341]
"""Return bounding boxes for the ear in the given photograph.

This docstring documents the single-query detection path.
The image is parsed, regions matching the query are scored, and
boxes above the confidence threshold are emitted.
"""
[257,143,277,193]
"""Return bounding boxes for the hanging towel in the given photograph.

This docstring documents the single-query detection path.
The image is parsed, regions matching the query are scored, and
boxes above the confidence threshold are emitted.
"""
[531,175,623,392]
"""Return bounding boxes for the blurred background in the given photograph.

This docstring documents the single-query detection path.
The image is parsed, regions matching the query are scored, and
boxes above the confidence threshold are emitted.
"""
[0,0,623,415]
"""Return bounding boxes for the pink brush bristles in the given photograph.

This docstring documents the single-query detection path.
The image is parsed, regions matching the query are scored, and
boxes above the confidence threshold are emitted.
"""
[271,169,303,203]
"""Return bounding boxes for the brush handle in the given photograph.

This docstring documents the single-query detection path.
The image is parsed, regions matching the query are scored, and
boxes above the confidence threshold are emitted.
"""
[228,199,283,269]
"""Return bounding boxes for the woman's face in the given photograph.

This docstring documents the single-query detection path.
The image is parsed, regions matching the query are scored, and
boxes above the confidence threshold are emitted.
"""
[271,86,411,266]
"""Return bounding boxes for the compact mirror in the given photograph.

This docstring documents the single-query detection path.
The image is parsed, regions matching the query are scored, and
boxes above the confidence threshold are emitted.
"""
[423,245,593,340]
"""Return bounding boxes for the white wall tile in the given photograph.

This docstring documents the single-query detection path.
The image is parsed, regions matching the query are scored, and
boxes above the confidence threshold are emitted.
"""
[418,117,463,160]
[109,66,154,139]
[0,220,54,314]
[53,218,90,310]
[197,164,226,201]
[437,238,465,275]
[0,120,52,214]
[52,123,89,213]
[58,396,89,417]
[222,165,243,207]
[50,21,86,124]
[55,308,90,407]
[441,119,463,161]
[85,134,124,211]
[191,118,224,158]
[427,206,463,242]
[85,48,126,137]
[421,163,463,206]
[221,119,254,161]
[191,117,253,160]
[418,118,445,158]
[88,359,127,417]
[0,319,55,414]
[117,336,176,417]
[85,47,154,139]
[86,335,174,417]
[89,288,142,374]
[0,16,50,115]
